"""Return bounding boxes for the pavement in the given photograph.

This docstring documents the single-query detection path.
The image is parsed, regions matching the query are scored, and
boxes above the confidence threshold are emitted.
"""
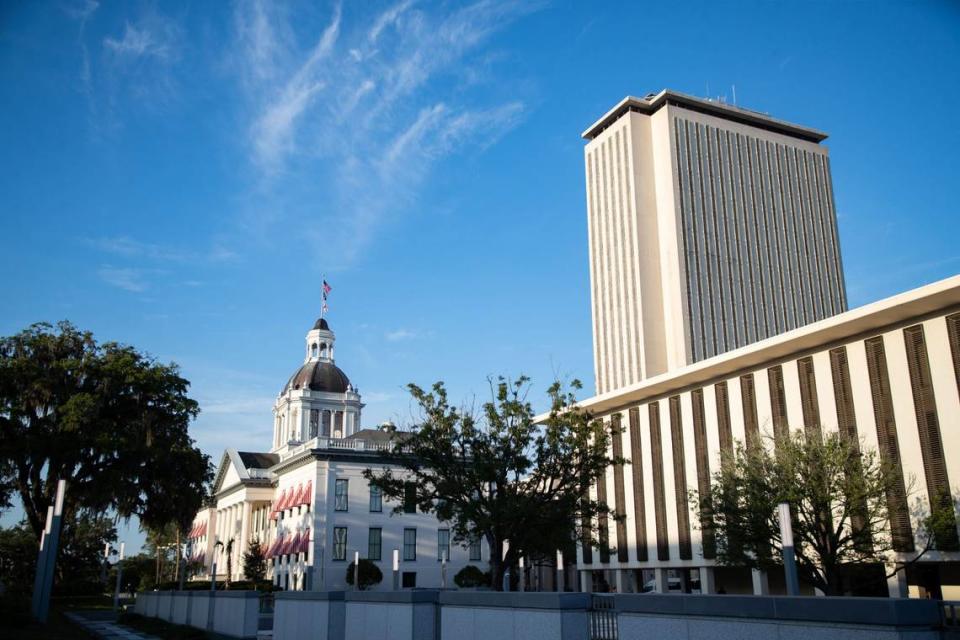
[63,611,161,640]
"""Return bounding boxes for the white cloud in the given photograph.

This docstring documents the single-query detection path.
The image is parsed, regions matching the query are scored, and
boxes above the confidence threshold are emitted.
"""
[85,236,238,264]
[97,266,149,292]
[230,0,539,266]
[385,328,416,342]
[104,18,180,62]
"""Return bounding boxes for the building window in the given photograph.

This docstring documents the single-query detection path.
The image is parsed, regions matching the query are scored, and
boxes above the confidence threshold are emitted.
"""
[468,537,482,561]
[368,528,382,561]
[335,479,348,511]
[403,482,417,514]
[322,410,332,437]
[369,485,382,512]
[333,527,347,561]
[437,529,450,562]
[401,572,416,588]
[311,343,318,357]
[334,411,344,438]
[403,528,417,561]
[309,409,319,439]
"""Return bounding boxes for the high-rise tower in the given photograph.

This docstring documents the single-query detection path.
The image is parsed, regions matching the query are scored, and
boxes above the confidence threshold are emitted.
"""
[584,90,847,394]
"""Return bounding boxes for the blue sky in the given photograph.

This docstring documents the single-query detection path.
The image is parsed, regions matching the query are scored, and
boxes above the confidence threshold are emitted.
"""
[2,1,958,551]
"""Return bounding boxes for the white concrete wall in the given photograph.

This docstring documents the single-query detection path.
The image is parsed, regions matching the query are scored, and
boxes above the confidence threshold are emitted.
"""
[273,595,344,640]
[134,591,260,639]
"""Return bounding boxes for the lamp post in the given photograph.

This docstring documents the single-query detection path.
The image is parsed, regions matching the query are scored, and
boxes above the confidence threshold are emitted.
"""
[441,551,447,589]
[556,550,564,592]
[392,549,400,590]
[518,556,525,592]
[113,542,126,612]
[778,502,800,596]
[353,551,360,590]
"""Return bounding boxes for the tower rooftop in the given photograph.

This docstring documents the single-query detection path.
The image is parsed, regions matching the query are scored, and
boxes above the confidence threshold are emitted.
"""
[581,89,828,143]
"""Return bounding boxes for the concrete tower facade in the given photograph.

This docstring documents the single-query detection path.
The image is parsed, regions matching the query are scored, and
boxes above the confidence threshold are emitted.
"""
[584,90,847,395]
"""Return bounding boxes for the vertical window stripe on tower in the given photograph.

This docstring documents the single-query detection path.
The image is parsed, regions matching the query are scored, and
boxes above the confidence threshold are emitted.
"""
[864,336,914,552]
[669,396,692,560]
[739,374,760,449]
[715,382,734,465]
[903,325,959,550]
[947,313,960,395]
[648,403,670,561]
[691,389,716,558]
[768,365,789,443]
[610,414,629,563]
[797,357,821,437]
[628,407,648,562]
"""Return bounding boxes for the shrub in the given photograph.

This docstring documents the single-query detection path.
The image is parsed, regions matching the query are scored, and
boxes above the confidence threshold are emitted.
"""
[454,565,489,589]
[345,559,383,590]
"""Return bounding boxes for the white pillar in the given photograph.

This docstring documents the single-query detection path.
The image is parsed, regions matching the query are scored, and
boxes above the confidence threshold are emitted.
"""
[615,569,627,593]
[887,564,908,598]
[654,568,668,593]
[579,570,592,593]
[751,569,770,595]
[699,567,716,594]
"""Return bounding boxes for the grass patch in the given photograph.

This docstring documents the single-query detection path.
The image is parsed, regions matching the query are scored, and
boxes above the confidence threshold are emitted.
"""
[117,612,209,640]
[0,610,93,640]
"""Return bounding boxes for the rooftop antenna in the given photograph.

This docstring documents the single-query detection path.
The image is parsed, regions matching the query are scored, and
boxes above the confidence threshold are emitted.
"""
[732,85,737,106]
[705,82,711,101]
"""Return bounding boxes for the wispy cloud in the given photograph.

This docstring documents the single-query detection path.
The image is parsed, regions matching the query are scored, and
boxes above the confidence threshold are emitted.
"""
[230,0,540,266]
[97,265,150,292]
[385,328,416,342]
[104,17,181,62]
[85,236,237,264]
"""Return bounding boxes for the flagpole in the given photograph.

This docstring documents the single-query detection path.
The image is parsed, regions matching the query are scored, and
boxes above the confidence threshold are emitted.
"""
[320,273,325,320]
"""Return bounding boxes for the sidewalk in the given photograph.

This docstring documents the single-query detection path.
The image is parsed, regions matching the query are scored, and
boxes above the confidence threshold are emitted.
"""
[63,611,161,640]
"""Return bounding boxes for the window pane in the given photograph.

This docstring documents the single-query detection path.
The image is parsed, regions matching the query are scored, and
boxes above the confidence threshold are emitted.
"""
[333,527,347,561]
[369,485,382,512]
[368,528,382,560]
[335,479,348,511]
[403,528,417,560]
[438,529,450,562]
[468,537,482,561]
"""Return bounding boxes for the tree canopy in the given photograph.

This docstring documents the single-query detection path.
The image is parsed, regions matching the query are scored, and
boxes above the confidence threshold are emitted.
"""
[0,321,212,538]
[364,376,619,589]
[699,428,957,595]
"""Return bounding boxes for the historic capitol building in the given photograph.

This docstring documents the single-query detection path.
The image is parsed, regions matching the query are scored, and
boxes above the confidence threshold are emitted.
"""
[186,318,485,590]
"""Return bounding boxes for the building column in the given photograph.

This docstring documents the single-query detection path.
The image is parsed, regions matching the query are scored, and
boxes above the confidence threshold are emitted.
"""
[699,567,716,594]
[654,568,668,593]
[615,569,627,593]
[751,569,770,595]
[579,570,592,593]
[887,564,908,598]
[239,502,252,578]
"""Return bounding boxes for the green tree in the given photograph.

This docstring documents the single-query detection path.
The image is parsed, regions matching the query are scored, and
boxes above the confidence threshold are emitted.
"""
[215,538,235,589]
[346,559,383,590]
[243,539,267,583]
[453,565,489,589]
[0,321,212,539]
[0,516,116,597]
[698,429,956,595]
[364,377,619,590]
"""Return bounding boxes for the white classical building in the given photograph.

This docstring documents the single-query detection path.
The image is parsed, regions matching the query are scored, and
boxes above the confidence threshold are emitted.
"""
[186,317,487,590]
